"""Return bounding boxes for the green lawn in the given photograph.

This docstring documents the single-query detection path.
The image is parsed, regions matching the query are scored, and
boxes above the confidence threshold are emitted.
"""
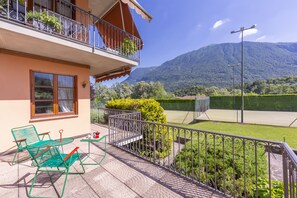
[169,121,297,148]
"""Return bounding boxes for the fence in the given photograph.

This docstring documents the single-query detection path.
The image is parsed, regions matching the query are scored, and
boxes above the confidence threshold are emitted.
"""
[109,113,289,197]
[91,108,137,125]
[156,99,195,111]
[282,143,297,197]
[210,95,297,111]
[195,96,210,118]
[157,95,297,112]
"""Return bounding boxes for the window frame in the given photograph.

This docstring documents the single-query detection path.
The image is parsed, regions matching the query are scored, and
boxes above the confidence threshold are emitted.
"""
[30,70,78,119]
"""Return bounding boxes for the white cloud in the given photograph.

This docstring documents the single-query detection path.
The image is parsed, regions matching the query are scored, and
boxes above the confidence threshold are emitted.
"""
[256,35,266,41]
[213,20,224,29]
[239,29,258,38]
[212,19,230,29]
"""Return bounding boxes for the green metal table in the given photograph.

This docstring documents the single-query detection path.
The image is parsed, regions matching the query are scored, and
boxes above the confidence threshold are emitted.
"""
[80,135,106,165]
[49,138,74,153]
[28,137,74,148]
[49,138,74,146]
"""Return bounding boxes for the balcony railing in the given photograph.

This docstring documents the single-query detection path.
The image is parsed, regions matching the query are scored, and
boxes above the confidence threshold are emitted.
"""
[0,0,141,62]
[108,111,297,198]
[282,143,297,198]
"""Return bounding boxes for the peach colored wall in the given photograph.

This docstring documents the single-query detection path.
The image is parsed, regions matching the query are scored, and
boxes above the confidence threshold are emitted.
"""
[0,53,91,152]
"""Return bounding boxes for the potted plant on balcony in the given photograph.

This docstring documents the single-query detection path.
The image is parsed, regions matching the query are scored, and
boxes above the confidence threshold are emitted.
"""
[120,37,138,56]
[0,0,6,13]
[12,0,25,14]
[27,11,62,32]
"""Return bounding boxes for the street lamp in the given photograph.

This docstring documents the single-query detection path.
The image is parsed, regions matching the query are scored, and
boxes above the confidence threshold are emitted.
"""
[231,24,256,124]
[228,63,240,122]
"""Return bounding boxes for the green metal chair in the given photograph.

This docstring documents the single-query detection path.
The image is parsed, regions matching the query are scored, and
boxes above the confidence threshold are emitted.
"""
[26,145,85,198]
[11,125,53,165]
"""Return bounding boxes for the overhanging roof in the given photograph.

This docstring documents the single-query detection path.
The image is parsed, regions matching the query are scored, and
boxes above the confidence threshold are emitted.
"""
[121,0,152,22]
[95,67,131,82]
[90,0,152,23]
[101,1,141,42]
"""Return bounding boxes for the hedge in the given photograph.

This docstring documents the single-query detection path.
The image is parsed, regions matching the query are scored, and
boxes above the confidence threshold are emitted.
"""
[106,98,167,123]
[210,95,297,111]
[157,95,297,112]
[156,99,195,111]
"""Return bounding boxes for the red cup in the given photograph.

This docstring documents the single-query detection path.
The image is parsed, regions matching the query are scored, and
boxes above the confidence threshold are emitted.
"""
[93,131,100,139]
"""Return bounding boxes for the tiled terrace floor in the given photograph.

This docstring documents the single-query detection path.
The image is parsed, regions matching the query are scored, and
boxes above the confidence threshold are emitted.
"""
[0,125,225,198]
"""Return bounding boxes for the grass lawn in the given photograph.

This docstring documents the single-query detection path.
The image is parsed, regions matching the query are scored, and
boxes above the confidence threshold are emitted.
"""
[169,121,297,148]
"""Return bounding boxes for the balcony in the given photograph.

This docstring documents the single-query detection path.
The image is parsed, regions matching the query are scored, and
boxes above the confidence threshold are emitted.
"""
[0,0,142,75]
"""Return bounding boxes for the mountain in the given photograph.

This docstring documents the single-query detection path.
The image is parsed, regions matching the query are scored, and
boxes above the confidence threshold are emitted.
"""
[124,42,297,91]
[125,66,157,84]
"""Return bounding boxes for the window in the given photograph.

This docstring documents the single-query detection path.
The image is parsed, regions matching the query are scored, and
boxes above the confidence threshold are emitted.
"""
[56,0,75,19]
[33,0,53,12]
[31,71,77,118]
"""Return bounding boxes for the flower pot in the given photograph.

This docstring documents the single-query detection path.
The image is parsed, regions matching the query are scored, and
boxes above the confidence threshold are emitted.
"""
[32,19,56,33]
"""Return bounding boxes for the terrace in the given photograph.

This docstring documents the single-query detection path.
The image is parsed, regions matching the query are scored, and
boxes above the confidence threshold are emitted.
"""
[0,125,223,198]
[1,109,297,197]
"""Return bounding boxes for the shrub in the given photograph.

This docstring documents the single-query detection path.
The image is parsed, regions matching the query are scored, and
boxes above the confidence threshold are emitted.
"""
[90,109,104,124]
[174,137,268,197]
[210,95,297,111]
[106,99,171,158]
[27,11,62,31]
[0,0,6,10]
[120,38,137,55]
[156,99,195,111]
[105,98,166,123]
[255,178,284,198]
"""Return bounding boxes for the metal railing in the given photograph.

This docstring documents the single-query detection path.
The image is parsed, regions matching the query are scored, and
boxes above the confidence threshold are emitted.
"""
[282,143,297,197]
[0,0,141,62]
[109,112,142,146]
[109,112,288,197]
[91,107,138,125]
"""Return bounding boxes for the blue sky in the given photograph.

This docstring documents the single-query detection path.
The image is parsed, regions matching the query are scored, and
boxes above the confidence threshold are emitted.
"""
[101,0,297,87]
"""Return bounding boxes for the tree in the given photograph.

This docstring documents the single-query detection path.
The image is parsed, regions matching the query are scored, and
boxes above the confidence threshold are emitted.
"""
[111,82,133,99]
[90,83,95,101]
[93,83,117,107]
[131,81,172,99]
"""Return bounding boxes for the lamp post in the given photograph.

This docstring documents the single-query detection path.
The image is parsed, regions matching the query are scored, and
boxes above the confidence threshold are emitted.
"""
[228,63,240,122]
[231,24,256,124]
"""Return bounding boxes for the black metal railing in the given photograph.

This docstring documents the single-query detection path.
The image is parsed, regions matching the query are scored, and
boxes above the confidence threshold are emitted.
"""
[282,143,297,197]
[0,0,141,62]
[109,112,291,197]
[91,107,138,125]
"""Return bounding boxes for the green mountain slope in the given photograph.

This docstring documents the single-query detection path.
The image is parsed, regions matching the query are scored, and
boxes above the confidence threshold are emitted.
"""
[124,42,297,91]
[125,66,157,84]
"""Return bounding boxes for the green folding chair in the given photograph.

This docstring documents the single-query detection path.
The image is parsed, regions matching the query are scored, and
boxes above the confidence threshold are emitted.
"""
[27,145,85,198]
[11,125,53,165]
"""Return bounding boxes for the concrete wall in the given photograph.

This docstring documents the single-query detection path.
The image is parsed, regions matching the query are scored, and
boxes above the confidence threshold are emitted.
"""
[0,53,90,152]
